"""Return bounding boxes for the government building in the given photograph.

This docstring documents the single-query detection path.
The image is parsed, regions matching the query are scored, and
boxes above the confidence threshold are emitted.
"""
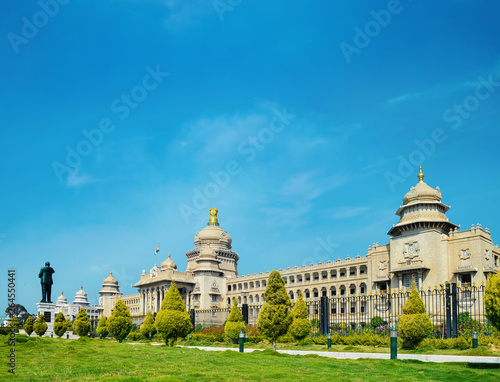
[98,169,500,325]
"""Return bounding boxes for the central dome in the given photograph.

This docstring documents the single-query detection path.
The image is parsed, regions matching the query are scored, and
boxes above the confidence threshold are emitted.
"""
[194,208,232,249]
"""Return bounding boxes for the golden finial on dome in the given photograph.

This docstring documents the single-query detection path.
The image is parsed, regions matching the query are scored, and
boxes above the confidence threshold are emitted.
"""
[110,270,112,276]
[208,208,219,225]
[168,253,171,259]
[418,166,424,183]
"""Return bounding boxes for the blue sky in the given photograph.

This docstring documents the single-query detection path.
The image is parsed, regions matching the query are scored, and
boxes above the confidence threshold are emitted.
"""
[1,0,499,315]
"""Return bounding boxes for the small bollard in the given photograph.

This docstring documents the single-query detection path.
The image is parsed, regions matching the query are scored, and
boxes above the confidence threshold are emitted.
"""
[327,332,331,349]
[245,333,249,343]
[472,331,478,349]
[67,333,69,339]
[189,333,192,341]
[99,334,102,340]
[51,332,53,338]
[149,333,152,341]
[390,327,397,360]
[239,331,244,353]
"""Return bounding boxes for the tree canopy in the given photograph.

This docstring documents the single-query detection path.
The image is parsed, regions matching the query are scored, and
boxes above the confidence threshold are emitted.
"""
[107,300,132,342]
[73,308,91,337]
[155,280,193,346]
[485,272,500,330]
[257,270,292,350]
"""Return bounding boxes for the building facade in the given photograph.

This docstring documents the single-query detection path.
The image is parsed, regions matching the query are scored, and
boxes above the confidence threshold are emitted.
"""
[101,169,500,325]
[54,285,102,322]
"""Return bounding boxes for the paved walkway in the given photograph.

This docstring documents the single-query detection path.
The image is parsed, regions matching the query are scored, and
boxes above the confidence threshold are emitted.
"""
[178,345,500,364]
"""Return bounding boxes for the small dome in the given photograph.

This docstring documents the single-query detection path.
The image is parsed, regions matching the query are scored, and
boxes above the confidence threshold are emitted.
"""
[103,270,118,285]
[76,285,87,297]
[403,167,442,205]
[161,253,177,270]
[199,244,216,259]
[57,291,67,303]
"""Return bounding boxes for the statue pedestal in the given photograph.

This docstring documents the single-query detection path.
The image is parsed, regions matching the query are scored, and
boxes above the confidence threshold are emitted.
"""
[36,302,56,336]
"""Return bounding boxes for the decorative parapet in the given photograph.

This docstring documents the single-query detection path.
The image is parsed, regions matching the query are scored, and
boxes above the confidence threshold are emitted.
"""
[229,255,369,281]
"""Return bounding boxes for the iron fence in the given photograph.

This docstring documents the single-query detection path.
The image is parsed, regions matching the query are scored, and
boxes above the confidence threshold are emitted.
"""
[192,283,498,339]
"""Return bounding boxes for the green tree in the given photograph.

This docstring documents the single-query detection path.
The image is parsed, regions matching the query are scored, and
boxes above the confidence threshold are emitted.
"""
[288,291,311,342]
[257,270,292,351]
[370,316,386,329]
[5,304,27,319]
[53,312,68,337]
[65,318,73,332]
[155,280,193,346]
[485,272,500,330]
[24,316,34,336]
[8,316,20,333]
[398,281,433,349]
[107,300,132,342]
[73,308,91,337]
[96,315,109,337]
[33,314,48,337]
[224,300,246,343]
[140,311,156,339]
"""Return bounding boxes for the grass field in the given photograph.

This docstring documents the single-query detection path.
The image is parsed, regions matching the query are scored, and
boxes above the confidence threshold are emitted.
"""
[2,335,500,381]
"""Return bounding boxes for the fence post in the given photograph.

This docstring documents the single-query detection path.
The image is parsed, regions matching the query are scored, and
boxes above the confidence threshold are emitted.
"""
[242,304,249,325]
[451,283,458,338]
[445,284,451,339]
[320,296,329,336]
[190,309,195,330]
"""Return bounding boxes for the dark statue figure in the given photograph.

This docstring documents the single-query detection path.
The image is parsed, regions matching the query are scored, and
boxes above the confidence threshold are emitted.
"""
[39,262,55,303]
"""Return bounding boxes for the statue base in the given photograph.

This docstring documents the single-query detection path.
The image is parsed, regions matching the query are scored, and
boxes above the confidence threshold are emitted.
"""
[36,302,56,337]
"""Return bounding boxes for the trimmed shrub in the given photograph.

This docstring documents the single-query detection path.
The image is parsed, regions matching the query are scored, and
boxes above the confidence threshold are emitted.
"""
[192,326,225,342]
[140,311,157,339]
[53,312,67,337]
[96,315,108,337]
[398,281,432,349]
[224,300,246,343]
[33,315,48,337]
[485,272,500,331]
[107,300,133,342]
[24,316,34,336]
[65,319,73,332]
[370,316,385,329]
[8,317,20,333]
[257,270,292,351]
[288,291,312,342]
[155,280,193,346]
[127,332,145,341]
[73,308,91,337]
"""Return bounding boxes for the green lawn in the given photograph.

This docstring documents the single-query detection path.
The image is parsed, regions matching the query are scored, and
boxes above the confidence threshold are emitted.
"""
[1,335,499,381]
[180,339,500,357]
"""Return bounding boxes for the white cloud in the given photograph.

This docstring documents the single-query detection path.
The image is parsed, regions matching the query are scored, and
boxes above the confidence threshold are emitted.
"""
[66,167,95,188]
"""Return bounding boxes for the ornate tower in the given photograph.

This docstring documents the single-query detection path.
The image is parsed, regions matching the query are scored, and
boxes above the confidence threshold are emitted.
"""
[388,168,459,290]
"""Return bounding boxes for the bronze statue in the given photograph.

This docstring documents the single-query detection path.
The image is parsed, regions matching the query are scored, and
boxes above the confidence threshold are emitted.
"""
[39,262,55,303]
